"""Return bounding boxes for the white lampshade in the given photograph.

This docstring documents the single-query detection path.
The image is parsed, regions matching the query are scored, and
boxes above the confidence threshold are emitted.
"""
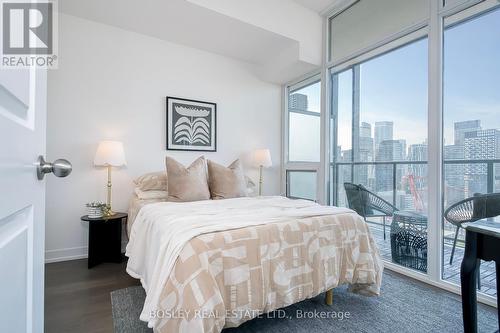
[253,149,272,168]
[94,141,127,167]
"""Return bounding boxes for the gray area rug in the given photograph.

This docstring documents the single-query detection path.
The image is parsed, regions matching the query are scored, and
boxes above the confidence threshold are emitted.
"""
[111,271,498,333]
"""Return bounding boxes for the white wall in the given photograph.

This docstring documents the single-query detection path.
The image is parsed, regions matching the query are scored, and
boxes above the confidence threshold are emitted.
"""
[46,14,282,263]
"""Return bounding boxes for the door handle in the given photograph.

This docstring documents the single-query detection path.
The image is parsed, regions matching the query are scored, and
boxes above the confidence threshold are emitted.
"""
[36,155,72,180]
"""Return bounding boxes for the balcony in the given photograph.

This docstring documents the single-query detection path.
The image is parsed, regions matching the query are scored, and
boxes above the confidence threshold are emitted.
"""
[368,220,497,297]
[332,159,500,298]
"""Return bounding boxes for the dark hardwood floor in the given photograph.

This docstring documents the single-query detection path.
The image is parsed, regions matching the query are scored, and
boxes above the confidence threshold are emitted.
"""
[45,258,496,332]
[45,259,139,333]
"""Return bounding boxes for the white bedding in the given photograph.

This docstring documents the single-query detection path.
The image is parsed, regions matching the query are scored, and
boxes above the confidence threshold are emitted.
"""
[125,196,356,329]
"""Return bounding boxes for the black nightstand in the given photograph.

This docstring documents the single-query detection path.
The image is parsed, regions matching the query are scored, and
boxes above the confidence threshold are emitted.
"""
[81,212,128,269]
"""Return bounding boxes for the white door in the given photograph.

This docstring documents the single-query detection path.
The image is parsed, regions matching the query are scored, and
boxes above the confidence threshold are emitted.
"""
[0,67,67,332]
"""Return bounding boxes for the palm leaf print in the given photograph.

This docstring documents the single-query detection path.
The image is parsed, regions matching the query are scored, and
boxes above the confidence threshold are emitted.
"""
[173,105,211,145]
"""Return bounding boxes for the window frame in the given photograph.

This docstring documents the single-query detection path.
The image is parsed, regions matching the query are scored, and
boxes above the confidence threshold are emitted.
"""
[286,170,318,201]
[282,0,500,307]
[282,73,324,203]
[329,35,430,207]
[440,2,500,294]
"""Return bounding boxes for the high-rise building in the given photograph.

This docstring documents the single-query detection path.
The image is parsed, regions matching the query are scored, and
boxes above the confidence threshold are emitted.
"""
[335,145,342,162]
[375,139,406,192]
[445,126,500,204]
[444,144,466,205]
[464,129,500,160]
[464,129,500,195]
[341,149,352,162]
[289,93,308,111]
[444,144,464,160]
[408,143,427,161]
[337,148,352,207]
[445,125,469,205]
[360,122,372,139]
[408,143,428,194]
[357,122,374,186]
[443,120,480,205]
[374,121,393,157]
[454,120,481,145]
[376,139,406,161]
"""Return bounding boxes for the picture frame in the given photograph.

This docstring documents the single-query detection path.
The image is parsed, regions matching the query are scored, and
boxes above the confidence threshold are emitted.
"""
[166,96,217,152]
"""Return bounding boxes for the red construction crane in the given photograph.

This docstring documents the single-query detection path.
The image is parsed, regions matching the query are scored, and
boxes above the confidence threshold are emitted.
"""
[403,174,425,212]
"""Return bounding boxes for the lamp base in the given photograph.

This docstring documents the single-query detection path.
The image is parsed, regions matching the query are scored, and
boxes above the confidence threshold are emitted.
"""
[104,166,115,217]
[258,165,263,196]
[103,210,116,217]
[102,204,115,217]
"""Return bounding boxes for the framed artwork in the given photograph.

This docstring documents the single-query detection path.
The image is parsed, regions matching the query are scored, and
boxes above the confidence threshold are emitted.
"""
[166,96,217,152]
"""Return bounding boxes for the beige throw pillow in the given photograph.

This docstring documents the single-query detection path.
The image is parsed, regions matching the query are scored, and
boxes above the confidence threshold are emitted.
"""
[166,156,210,202]
[134,171,168,191]
[207,159,247,199]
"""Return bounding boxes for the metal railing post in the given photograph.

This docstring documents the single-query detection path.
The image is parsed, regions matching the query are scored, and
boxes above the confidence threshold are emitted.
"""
[487,161,494,194]
[392,163,397,206]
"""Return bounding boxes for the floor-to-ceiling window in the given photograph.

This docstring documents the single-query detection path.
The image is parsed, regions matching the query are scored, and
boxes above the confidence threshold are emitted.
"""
[442,6,500,297]
[330,37,428,270]
[284,0,500,305]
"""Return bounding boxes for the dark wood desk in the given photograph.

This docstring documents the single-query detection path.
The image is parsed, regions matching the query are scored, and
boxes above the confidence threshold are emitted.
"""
[81,213,127,269]
[460,217,500,333]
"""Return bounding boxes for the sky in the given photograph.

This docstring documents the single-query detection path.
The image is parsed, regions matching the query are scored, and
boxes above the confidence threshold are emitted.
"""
[289,81,321,161]
[442,9,500,144]
[293,82,321,113]
[294,7,500,153]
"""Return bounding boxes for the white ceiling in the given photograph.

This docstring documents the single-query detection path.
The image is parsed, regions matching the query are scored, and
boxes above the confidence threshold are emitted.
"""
[60,0,295,65]
[291,0,340,13]
[59,0,322,83]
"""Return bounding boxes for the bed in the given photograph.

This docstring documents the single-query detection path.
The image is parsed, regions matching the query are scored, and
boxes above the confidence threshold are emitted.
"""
[125,195,383,333]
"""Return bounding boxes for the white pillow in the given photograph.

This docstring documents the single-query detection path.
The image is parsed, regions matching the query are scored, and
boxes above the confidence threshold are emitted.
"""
[133,171,168,191]
[134,188,169,200]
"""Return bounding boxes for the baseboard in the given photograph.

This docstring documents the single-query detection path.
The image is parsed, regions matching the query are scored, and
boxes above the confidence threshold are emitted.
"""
[45,240,128,263]
[45,246,88,263]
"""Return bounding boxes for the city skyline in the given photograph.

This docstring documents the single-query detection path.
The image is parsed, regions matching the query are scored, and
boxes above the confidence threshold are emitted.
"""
[289,9,500,152]
[291,83,500,210]
[289,88,500,164]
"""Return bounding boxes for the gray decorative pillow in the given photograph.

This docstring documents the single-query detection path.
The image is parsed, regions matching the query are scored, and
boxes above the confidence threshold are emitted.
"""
[166,156,210,202]
[207,159,247,200]
[133,171,168,191]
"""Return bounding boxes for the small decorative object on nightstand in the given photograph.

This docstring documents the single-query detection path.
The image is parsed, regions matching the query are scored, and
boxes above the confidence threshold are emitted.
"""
[81,212,127,269]
[85,201,106,218]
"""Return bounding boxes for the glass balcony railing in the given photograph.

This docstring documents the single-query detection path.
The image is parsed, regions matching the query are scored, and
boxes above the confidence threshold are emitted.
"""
[332,159,500,216]
[331,160,428,212]
[330,158,500,297]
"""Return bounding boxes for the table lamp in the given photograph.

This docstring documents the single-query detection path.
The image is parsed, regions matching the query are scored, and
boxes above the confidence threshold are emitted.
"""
[253,149,272,196]
[94,141,127,216]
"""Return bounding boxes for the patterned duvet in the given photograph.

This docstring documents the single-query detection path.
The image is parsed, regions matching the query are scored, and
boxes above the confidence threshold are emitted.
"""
[125,196,383,333]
